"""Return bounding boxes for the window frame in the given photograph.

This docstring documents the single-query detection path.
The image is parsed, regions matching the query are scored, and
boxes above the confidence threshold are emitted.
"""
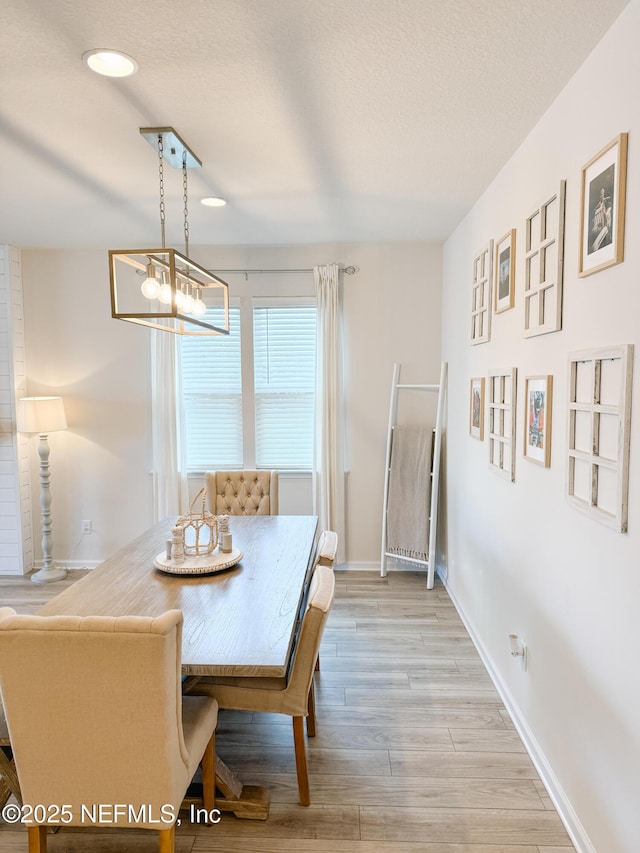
[181,294,317,474]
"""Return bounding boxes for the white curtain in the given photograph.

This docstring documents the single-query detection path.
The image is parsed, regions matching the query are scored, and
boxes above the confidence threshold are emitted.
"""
[150,330,189,522]
[313,263,346,564]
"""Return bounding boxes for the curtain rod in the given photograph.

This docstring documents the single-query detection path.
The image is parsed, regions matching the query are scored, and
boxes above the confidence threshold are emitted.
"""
[207,265,359,276]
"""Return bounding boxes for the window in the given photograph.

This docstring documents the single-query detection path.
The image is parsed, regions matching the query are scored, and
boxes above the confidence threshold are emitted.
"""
[181,299,316,473]
[253,304,316,469]
[181,307,243,470]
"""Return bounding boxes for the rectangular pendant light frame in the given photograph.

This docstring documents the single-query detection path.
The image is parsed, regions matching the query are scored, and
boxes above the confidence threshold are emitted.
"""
[109,248,230,336]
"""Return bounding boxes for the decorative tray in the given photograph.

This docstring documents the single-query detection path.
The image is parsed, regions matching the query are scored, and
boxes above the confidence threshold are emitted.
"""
[154,547,243,576]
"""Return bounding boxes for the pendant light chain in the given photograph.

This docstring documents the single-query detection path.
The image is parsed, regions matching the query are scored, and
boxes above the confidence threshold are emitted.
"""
[111,127,230,335]
[182,150,190,258]
[157,134,166,249]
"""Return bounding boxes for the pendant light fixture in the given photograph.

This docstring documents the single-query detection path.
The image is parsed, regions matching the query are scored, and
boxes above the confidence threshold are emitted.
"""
[109,127,229,335]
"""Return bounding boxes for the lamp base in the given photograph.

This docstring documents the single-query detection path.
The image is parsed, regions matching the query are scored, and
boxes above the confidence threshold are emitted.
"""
[31,565,67,584]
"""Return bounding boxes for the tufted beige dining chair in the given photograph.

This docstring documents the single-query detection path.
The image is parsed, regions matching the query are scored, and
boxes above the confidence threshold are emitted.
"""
[0,608,219,853]
[206,470,279,515]
[189,564,335,807]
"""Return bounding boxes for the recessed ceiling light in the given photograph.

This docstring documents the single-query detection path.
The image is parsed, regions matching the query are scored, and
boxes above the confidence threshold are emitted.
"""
[201,197,227,207]
[82,49,138,78]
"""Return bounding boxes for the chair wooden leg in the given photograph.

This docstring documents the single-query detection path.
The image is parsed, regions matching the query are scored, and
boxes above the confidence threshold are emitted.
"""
[158,824,175,853]
[292,716,310,806]
[201,732,216,815]
[306,680,316,737]
[27,826,47,853]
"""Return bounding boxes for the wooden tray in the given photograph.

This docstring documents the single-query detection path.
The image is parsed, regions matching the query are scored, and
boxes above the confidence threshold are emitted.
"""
[154,547,243,576]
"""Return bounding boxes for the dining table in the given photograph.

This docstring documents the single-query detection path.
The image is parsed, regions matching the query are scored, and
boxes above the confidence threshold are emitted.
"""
[38,513,319,820]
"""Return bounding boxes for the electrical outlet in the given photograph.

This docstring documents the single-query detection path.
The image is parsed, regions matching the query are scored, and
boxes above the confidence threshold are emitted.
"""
[82,519,92,534]
[509,634,528,670]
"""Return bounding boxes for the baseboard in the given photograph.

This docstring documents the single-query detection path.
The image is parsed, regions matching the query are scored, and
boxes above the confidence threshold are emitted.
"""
[444,580,595,853]
[338,560,428,572]
[32,559,101,571]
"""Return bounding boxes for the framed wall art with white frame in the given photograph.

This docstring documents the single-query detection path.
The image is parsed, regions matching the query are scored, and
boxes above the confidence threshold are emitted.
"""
[524,375,552,467]
[524,182,566,337]
[578,133,628,277]
[469,377,485,440]
[470,241,493,344]
[494,229,516,314]
[488,367,517,481]
[567,344,633,531]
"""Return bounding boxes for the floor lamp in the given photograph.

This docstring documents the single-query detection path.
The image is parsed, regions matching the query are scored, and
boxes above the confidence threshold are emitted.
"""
[16,396,68,583]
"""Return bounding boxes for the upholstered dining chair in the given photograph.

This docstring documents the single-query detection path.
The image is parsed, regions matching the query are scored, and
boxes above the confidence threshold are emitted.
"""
[315,529,338,568]
[310,530,338,673]
[189,564,335,807]
[206,470,279,515]
[0,608,219,853]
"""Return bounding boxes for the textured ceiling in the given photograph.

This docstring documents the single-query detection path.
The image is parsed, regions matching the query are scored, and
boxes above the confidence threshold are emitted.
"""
[0,0,629,248]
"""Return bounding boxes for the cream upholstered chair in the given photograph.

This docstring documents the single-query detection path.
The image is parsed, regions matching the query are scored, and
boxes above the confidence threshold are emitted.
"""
[314,529,338,568]
[206,470,278,515]
[0,608,218,853]
[309,530,338,673]
[190,564,335,806]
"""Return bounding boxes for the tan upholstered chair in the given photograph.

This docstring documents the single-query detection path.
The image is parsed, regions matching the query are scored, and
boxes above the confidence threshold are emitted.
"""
[0,608,219,853]
[314,530,338,568]
[206,470,279,515]
[311,530,338,672]
[190,564,335,806]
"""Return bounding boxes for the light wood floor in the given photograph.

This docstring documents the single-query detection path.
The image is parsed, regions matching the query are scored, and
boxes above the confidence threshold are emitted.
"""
[0,570,576,852]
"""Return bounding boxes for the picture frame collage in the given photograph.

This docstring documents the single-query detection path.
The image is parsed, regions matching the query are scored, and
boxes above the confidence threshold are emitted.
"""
[467,132,632,530]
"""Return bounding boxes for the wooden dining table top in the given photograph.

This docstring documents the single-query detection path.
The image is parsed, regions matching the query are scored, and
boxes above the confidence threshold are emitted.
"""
[39,514,319,678]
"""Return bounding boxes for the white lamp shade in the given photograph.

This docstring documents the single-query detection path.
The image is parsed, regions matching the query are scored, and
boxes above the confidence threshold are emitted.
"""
[17,397,67,434]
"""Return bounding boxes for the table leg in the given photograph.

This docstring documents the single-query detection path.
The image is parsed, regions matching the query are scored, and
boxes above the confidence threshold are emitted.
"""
[214,755,270,819]
[184,754,270,820]
[0,747,22,806]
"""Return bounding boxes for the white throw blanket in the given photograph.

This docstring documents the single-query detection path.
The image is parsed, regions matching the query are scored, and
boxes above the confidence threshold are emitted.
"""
[386,425,432,562]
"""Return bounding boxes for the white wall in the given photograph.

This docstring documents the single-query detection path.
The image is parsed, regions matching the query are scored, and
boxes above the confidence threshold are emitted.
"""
[441,3,640,851]
[21,250,153,564]
[20,241,441,569]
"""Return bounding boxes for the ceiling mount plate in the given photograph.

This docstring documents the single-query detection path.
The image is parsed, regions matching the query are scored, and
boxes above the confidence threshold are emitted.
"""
[139,127,202,169]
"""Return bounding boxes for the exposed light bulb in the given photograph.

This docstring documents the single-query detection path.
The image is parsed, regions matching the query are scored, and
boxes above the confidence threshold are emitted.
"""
[158,273,172,304]
[140,262,160,299]
[174,288,186,311]
[192,288,207,316]
[183,291,195,314]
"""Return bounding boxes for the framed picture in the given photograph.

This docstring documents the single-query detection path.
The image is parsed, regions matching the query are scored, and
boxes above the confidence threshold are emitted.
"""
[494,229,516,313]
[579,132,628,277]
[469,377,485,440]
[524,375,552,467]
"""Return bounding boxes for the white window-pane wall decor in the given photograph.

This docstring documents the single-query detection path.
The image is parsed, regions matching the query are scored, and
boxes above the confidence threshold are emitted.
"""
[488,367,517,482]
[567,345,633,532]
[470,241,493,345]
[524,181,566,338]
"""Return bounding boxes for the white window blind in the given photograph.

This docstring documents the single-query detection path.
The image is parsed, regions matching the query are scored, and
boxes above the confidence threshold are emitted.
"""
[181,306,243,471]
[253,304,317,470]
